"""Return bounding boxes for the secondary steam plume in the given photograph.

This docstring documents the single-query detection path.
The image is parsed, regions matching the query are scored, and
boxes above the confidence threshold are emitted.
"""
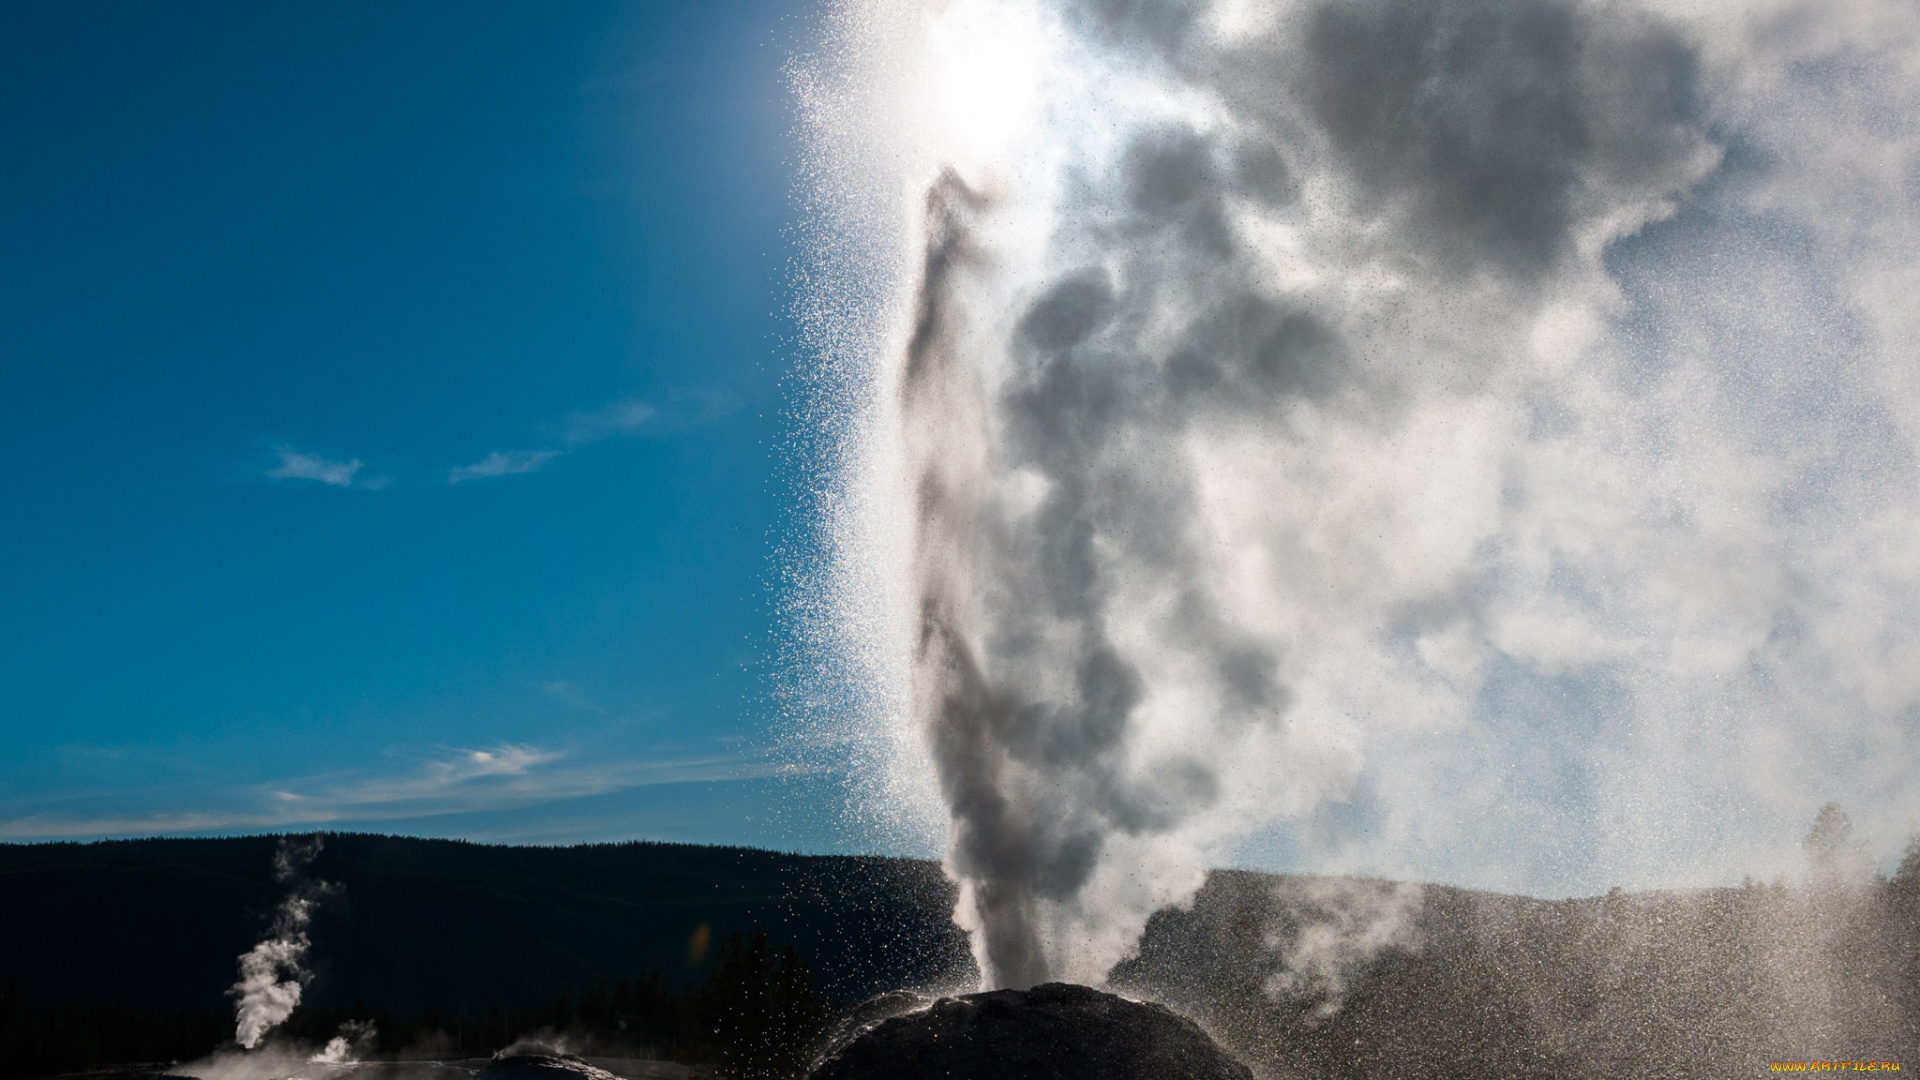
[231,835,331,1049]
[311,1019,378,1064]
[1263,878,1423,1020]
[790,0,1920,992]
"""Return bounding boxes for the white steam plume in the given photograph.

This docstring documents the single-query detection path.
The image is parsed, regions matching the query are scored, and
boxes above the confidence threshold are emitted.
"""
[310,1019,378,1065]
[231,835,332,1049]
[789,0,1920,990]
[1263,878,1423,1020]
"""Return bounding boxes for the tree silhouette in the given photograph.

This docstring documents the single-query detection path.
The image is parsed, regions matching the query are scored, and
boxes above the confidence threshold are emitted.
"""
[695,932,832,1080]
[1802,803,1875,883]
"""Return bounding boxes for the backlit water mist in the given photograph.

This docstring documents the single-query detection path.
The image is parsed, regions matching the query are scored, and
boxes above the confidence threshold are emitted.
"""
[785,0,1920,990]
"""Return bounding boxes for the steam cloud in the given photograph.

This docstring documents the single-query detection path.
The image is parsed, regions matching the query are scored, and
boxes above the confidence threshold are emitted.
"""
[310,1019,378,1065]
[791,0,1920,990]
[1263,878,1423,1019]
[231,835,332,1049]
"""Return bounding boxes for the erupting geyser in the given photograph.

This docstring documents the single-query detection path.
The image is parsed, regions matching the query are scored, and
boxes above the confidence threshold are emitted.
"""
[788,0,1920,1001]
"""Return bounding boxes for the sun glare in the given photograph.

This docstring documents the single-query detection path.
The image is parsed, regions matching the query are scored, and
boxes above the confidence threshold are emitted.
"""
[926,0,1055,174]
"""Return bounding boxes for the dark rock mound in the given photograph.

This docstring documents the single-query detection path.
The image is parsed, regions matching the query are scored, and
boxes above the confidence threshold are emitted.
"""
[474,1054,622,1080]
[819,988,934,1050]
[807,982,1253,1080]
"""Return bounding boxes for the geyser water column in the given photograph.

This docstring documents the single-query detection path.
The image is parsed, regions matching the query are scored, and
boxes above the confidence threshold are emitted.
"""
[788,0,1920,992]
[902,0,1717,991]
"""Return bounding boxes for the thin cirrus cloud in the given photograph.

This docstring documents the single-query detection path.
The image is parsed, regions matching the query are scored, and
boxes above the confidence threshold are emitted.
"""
[267,392,737,491]
[443,392,741,486]
[0,742,787,841]
[266,448,376,489]
[443,398,657,484]
[447,448,562,484]
[561,398,659,446]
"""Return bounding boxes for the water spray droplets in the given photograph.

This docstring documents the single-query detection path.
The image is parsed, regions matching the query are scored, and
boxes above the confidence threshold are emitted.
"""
[794,0,1920,993]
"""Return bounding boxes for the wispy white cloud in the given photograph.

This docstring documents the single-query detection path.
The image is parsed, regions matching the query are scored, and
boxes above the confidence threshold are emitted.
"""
[543,680,609,714]
[437,398,657,488]
[563,399,659,445]
[447,392,738,486]
[261,390,737,490]
[267,449,372,488]
[0,743,793,840]
[447,449,561,484]
[666,387,743,424]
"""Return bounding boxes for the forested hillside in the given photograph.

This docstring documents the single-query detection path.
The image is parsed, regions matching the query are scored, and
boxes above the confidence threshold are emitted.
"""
[0,835,969,1015]
[3,832,1916,1079]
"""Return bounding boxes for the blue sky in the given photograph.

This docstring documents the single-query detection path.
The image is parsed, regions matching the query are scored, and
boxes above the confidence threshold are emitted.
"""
[0,1,827,846]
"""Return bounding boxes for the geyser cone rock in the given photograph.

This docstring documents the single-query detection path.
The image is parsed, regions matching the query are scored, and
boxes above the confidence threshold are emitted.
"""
[475,1054,622,1080]
[808,983,1252,1080]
